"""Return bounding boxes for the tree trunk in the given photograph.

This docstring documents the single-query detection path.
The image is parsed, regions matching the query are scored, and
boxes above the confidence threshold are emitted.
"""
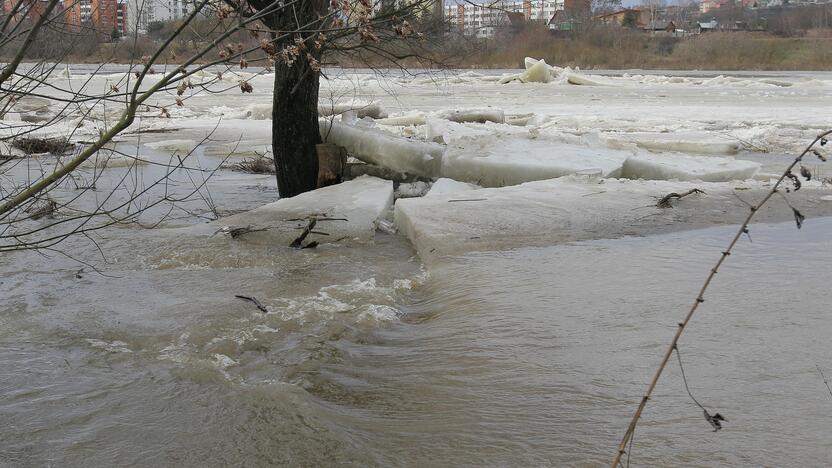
[316,143,346,188]
[272,59,321,198]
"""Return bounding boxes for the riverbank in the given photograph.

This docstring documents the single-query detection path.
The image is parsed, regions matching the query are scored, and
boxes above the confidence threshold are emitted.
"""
[458,29,832,71]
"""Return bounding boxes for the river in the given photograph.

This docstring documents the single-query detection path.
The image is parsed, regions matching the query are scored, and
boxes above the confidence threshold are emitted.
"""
[3,212,831,466]
[2,66,832,466]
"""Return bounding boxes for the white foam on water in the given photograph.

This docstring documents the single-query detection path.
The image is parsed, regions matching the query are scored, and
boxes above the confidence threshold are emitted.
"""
[85,339,132,353]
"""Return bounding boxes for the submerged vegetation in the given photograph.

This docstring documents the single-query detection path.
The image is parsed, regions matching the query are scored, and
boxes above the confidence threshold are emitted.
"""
[11,136,73,155]
[226,154,276,174]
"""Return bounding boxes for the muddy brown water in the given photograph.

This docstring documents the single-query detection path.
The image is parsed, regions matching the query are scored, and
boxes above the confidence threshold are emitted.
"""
[2,191,831,466]
[3,67,832,465]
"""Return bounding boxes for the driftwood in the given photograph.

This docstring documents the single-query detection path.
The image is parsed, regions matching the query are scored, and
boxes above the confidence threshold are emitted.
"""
[234,295,268,313]
[656,188,705,208]
[226,225,268,238]
[290,218,317,248]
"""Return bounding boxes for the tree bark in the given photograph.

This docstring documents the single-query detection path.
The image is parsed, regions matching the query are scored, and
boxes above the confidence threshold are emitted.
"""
[272,58,321,198]
[316,143,346,188]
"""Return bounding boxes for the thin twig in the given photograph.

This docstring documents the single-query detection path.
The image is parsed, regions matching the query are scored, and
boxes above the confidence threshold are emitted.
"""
[290,217,317,248]
[817,365,832,400]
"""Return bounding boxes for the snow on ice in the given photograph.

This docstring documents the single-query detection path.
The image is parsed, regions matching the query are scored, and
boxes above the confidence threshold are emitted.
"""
[441,136,629,187]
[395,177,759,260]
[321,121,444,177]
[620,152,761,182]
[186,176,393,245]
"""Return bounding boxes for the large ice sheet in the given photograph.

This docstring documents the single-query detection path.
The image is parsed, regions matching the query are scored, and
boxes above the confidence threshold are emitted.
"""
[601,131,742,155]
[376,108,505,127]
[440,137,629,187]
[376,112,427,126]
[207,100,386,120]
[435,108,505,124]
[563,72,612,86]
[318,100,387,119]
[187,176,393,245]
[394,177,750,260]
[620,153,760,182]
[321,121,444,177]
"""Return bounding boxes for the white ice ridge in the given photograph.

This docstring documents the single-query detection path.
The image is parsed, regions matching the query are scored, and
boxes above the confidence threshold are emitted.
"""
[600,131,742,155]
[186,176,393,245]
[441,136,629,187]
[494,57,825,88]
[321,120,444,177]
[376,108,505,126]
[322,120,761,186]
[394,177,745,260]
[520,57,555,83]
[318,100,387,119]
[497,57,612,86]
[620,152,760,182]
[434,108,505,124]
[498,57,558,84]
[209,100,386,120]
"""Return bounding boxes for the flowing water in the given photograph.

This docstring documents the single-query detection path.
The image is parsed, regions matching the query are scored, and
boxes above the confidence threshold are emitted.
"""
[3,66,832,466]
[3,207,832,466]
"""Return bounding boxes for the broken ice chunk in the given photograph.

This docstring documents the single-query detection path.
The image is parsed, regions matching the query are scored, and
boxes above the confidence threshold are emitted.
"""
[620,153,760,182]
[321,121,443,177]
[441,137,628,187]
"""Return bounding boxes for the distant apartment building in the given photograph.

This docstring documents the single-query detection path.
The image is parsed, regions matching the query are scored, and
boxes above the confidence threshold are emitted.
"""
[2,0,51,21]
[445,0,564,38]
[64,0,126,34]
[1,0,125,35]
[699,0,755,13]
[64,0,90,24]
[698,0,831,12]
[125,0,191,33]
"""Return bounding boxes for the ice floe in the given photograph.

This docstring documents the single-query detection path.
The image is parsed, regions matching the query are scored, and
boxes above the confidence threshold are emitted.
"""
[620,152,760,182]
[321,121,443,177]
[441,136,629,187]
[600,131,742,155]
[187,176,393,245]
[318,100,387,119]
[394,177,760,260]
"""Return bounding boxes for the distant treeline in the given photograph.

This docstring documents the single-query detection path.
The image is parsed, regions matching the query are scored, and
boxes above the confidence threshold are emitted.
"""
[461,23,832,71]
[4,9,832,71]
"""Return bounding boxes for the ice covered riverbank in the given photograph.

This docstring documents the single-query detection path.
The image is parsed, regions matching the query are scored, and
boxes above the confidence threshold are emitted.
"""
[5,59,832,272]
